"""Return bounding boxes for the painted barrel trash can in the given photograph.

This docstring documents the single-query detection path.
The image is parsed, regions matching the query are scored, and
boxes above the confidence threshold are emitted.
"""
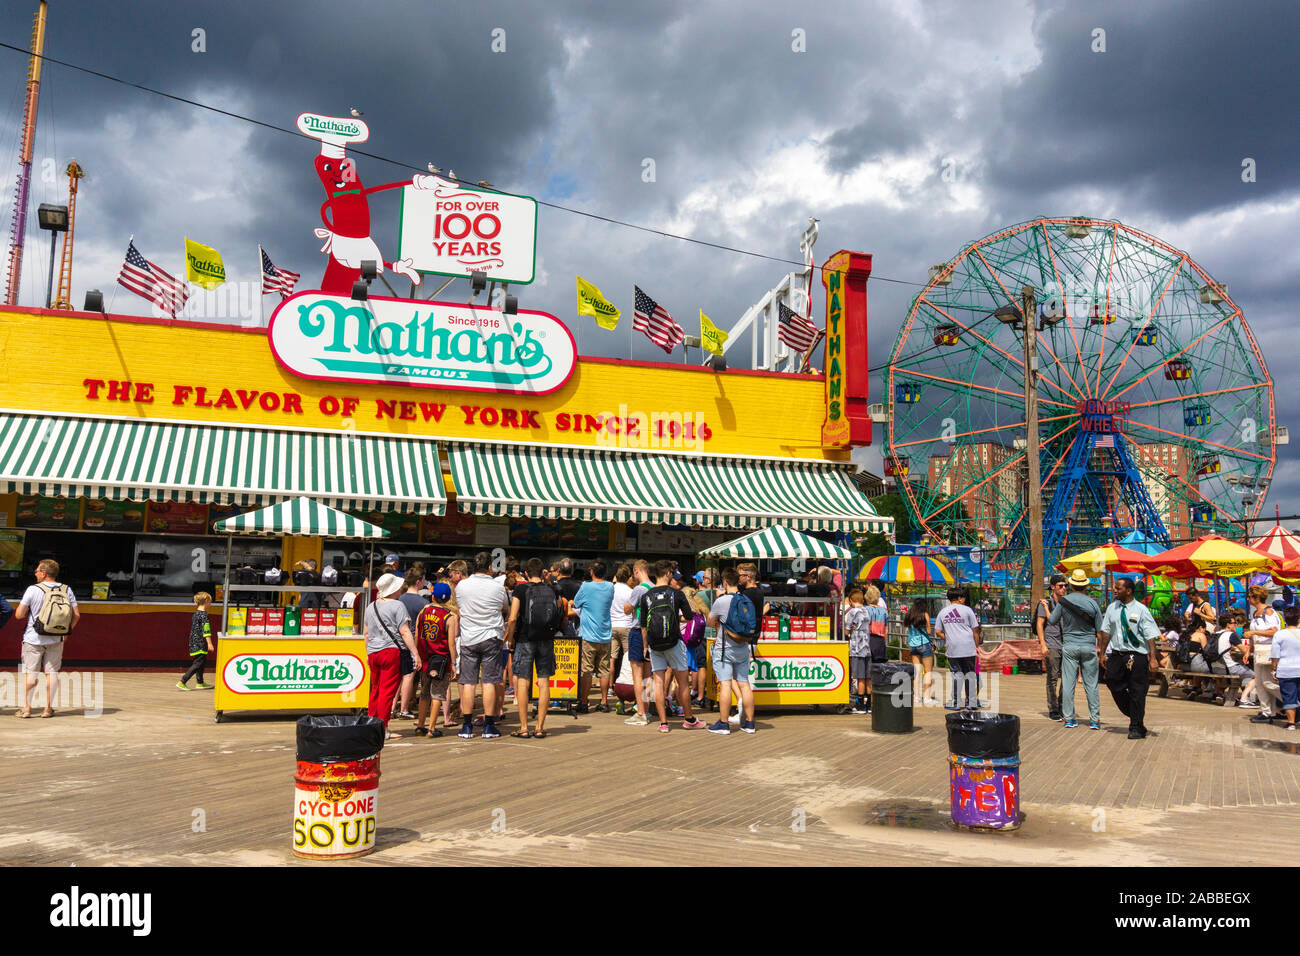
[293,714,386,859]
[945,712,1021,830]
[870,662,915,733]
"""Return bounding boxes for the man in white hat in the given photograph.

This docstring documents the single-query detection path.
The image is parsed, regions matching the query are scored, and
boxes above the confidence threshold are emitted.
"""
[365,572,421,739]
[1048,569,1105,729]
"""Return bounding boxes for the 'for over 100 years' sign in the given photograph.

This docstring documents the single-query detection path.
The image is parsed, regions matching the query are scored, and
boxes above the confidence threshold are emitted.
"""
[398,178,537,284]
[268,293,577,395]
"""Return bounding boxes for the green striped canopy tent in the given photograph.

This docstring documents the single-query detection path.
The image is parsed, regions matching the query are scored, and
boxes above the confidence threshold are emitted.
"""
[212,497,388,637]
[697,525,853,560]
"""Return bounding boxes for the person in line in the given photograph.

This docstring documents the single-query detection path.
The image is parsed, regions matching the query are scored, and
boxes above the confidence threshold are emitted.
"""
[1047,569,1105,729]
[1270,605,1300,731]
[905,598,935,704]
[394,569,430,720]
[935,587,982,709]
[864,585,889,662]
[731,562,769,724]
[1037,574,1067,720]
[506,558,565,738]
[574,560,615,713]
[177,591,215,691]
[843,587,871,714]
[1244,585,1282,724]
[705,568,756,734]
[14,558,80,719]
[693,568,717,705]
[440,560,468,728]
[455,552,510,739]
[609,564,636,709]
[1100,576,1161,740]
[684,587,711,707]
[413,582,457,737]
[364,572,420,740]
[622,559,655,726]
[637,559,706,733]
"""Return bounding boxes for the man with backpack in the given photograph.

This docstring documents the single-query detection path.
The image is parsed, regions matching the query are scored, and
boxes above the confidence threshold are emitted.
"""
[14,559,80,718]
[505,557,567,738]
[574,560,615,713]
[1037,574,1068,720]
[1047,569,1105,729]
[705,568,758,734]
[635,560,705,733]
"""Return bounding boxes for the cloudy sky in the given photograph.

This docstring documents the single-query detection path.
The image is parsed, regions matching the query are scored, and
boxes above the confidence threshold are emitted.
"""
[0,0,1295,521]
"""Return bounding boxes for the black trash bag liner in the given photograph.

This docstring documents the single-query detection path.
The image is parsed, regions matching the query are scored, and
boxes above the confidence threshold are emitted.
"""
[296,714,385,763]
[870,662,915,685]
[946,711,1019,759]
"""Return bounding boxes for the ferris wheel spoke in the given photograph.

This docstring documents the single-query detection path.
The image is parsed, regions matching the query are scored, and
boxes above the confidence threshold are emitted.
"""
[1099,256,1189,399]
[1126,381,1269,411]
[1038,223,1091,398]
[1106,313,1239,402]
[987,435,1073,564]
[917,296,1026,372]
[1116,417,1272,463]
[889,411,1077,450]
[1092,225,1120,396]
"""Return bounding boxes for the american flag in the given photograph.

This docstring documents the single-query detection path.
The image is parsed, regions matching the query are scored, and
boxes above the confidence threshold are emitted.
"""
[632,285,684,354]
[117,241,189,316]
[260,247,301,299]
[1095,433,1115,448]
[778,301,818,353]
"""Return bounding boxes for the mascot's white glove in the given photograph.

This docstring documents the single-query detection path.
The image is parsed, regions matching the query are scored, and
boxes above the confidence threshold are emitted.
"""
[314,228,334,254]
[411,174,438,190]
[391,258,420,284]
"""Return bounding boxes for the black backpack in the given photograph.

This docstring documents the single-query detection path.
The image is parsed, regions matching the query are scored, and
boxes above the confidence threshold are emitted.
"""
[1201,633,1225,665]
[643,588,681,652]
[522,582,562,640]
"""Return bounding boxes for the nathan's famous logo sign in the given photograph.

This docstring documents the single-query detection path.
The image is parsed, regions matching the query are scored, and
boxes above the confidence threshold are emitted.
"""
[268,293,576,395]
[223,653,365,694]
[749,656,845,691]
[296,112,367,142]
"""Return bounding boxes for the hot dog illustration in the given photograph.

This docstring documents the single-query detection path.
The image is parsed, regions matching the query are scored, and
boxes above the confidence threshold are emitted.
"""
[296,112,435,295]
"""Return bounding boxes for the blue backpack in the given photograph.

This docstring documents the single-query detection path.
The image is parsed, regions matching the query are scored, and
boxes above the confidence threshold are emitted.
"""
[724,592,758,647]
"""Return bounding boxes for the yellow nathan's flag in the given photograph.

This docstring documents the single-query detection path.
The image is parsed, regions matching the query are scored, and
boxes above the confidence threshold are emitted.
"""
[700,310,728,356]
[184,236,227,289]
[576,275,620,329]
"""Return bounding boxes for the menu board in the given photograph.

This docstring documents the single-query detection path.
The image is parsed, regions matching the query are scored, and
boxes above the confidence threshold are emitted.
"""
[145,501,211,535]
[351,509,420,541]
[637,524,731,553]
[208,502,248,528]
[507,517,605,550]
[421,502,476,544]
[476,516,510,547]
[15,495,82,529]
[0,529,25,572]
[81,499,146,532]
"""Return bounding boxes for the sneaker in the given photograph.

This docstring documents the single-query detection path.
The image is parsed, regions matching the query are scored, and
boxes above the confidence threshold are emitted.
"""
[728,712,742,725]
[1064,718,1079,728]
[657,723,671,733]
[1127,728,1148,740]
[1048,712,1064,721]
[682,718,706,729]
[740,720,756,734]
[971,700,984,709]
[706,720,731,735]
[850,706,868,715]
[458,721,475,739]
[482,722,501,739]
[1089,720,1101,730]
[175,682,192,691]
[397,711,416,720]
[1236,700,1259,709]
[193,683,214,690]
[1250,713,1275,724]
[944,703,962,710]
[594,704,610,713]
[624,713,649,726]
[1287,723,1297,732]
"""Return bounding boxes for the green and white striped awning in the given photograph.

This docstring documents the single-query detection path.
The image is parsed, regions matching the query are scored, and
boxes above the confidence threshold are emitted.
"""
[0,414,446,514]
[213,496,390,538]
[698,525,854,559]
[447,442,892,532]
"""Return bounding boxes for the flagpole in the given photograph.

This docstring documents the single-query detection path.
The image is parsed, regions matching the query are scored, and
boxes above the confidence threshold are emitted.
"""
[256,244,264,328]
[107,234,132,317]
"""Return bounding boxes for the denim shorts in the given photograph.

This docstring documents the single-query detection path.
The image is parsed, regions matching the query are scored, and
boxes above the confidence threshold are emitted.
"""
[512,639,556,680]
[685,642,704,672]
[712,644,752,683]
[1279,676,1300,710]
[629,628,647,663]
[909,642,934,659]
[649,641,689,673]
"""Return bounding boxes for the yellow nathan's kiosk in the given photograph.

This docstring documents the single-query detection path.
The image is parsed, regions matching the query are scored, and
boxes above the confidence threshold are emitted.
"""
[212,496,383,722]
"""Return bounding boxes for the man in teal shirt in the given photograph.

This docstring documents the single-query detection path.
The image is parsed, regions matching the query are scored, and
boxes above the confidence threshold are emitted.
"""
[1099,577,1161,739]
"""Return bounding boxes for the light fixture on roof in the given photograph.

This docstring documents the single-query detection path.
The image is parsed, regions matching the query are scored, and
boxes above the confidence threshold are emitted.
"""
[82,289,104,313]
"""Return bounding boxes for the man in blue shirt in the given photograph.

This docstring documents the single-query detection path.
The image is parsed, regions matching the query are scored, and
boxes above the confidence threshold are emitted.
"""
[1099,577,1161,739]
[574,561,615,713]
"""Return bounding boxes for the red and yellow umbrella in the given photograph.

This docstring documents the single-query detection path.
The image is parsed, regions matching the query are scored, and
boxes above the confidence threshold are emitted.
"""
[1057,544,1152,575]
[857,554,956,585]
[1133,534,1278,580]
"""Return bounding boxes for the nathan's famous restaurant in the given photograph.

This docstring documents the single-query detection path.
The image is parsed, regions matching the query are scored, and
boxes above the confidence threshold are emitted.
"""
[0,251,888,666]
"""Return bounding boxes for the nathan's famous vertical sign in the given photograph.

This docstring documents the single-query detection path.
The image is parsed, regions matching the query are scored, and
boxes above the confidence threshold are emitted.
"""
[819,250,873,448]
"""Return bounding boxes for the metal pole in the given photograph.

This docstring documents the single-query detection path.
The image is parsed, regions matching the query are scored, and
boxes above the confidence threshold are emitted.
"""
[1022,285,1045,614]
[44,229,57,308]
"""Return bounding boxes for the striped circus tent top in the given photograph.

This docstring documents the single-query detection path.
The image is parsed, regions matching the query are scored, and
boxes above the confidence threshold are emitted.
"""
[212,496,390,538]
[0,414,446,514]
[697,525,852,559]
[446,442,891,533]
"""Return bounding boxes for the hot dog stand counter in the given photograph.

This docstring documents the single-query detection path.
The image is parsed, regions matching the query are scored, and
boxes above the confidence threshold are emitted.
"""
[211,497,386,723]
[697,526,853,708]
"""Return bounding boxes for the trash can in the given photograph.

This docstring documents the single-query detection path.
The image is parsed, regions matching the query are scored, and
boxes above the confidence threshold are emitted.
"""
[293,714,385,859]
[870,662,915,734]
[946,711,1021,830]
